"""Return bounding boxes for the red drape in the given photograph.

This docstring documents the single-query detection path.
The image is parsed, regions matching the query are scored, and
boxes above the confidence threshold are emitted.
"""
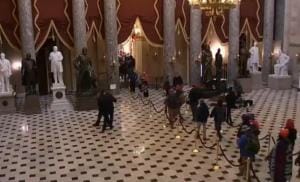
[175,0,190,42]
[86,0,105,39]
[0,0,20,49]
[240,0,264,41]
[33,0,73,50]
[117,0,163,45]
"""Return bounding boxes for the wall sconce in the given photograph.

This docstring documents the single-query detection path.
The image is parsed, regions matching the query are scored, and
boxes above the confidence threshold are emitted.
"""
[154,52,158,56]
[178,50,181,56]
[12,61,22,71]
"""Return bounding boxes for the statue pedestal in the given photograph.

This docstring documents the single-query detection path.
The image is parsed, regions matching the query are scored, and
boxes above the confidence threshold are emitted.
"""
[237,78,252,93]
[50,84,73,111]
[268,75,292,90]
[0,92,16,115]
[251,72,264,90]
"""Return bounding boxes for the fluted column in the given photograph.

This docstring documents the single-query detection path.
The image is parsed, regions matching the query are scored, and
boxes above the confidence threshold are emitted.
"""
[228,6,240,85]
[262,0,275,82]
[104,0,119,92]
[17,0,35,58]
[189,7,202,85]
[163,0,176,82]
[72,0,87,56]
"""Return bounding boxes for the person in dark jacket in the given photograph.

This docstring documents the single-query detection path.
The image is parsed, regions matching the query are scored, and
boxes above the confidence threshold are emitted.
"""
[93,91,105,126]
[163,76,171,96]
[196,100,209,140]
[295,152,300,178]
[173,73,183,88]
[210,99,226,140]
[98,90,117,132]
[188,85,200,121]
[225,87,237,125]
[129,72,138,93]
[284,119,297,148]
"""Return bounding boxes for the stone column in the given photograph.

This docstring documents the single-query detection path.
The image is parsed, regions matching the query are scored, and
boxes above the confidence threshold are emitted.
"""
[262,0,275,82]
[72,0,87,56]
[163,0,176,83]
[104,0,119,93]
[282,0,290,52]
[228,6,240,85]
[17,0,36,58]
[189,7,201,85]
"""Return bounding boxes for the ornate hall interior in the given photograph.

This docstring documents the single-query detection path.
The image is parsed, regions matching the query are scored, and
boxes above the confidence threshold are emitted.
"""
[0,0,300,181]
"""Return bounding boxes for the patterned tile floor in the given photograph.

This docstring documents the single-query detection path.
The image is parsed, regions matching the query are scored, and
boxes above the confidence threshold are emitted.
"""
[0,88,299,182]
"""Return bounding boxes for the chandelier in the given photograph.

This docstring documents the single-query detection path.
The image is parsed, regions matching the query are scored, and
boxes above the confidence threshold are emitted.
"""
[188,0,240,17]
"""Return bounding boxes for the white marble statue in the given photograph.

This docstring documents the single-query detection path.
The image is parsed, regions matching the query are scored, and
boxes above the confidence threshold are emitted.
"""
[0,53,12,93]
[274,50,289,76]
[247,42,260,73]
[49,46,64,86]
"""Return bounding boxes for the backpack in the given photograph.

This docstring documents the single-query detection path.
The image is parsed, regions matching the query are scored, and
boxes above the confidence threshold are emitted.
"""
[245,133,260,154]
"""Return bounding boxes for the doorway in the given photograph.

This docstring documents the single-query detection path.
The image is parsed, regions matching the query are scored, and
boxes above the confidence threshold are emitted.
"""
[36,39,56,95]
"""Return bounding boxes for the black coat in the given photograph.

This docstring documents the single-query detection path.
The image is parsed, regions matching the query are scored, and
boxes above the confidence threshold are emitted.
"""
[197,103,209,123]
[98,93,117,113]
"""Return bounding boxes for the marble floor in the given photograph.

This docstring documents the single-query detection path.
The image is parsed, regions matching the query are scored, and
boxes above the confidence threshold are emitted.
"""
[0,88,299,182]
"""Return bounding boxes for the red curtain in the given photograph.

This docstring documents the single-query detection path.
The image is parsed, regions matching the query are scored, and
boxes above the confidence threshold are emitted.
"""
[175,0,190,41]
[117,0,163,45]
[86,0,105,39]
[240,0,264,41]
[33,0,73,50]
[0,0,20,49]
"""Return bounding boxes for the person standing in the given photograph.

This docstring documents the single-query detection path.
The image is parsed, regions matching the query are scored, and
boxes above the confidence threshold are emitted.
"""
[98,90,117,132]
[163,76,171,96]
[173,72,183,88]
[196,100,209,140]
[284,119,297,148]
[93,91,104,127]
[225,87,237,125]
[129,71,137,93]
[210,99,226,140]
[268,129,294,182]
[188,85,200,121]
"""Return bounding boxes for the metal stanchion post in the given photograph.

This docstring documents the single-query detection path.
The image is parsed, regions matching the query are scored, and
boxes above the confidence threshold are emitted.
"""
[246,157,251,181]
[213,139,220,170]
[149,102,153,119]
[175,118,181,139]
[267,132,271,154]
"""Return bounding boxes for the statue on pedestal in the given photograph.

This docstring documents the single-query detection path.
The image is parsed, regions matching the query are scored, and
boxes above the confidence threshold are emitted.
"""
[215,48,223,82]
[74,47,96,94]
[274,50,290,76]
[0,53,12,93]
[202,43,213,83]
[21,53,37,95]
[247,42,260,73]
[49,46,64,86]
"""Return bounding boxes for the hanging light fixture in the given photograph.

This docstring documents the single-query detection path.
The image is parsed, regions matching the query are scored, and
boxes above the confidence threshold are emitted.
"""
[188,0,241,18]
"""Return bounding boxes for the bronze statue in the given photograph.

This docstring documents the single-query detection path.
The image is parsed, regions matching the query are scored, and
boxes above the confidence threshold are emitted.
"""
[202,43,213,83]
[215,48,223,82]
[74,48,96,94]
[21,53,37,95]
[238,33,250,77]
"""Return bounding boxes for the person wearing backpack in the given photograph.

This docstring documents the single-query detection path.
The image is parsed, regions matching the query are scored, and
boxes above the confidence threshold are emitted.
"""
[238,127,260,179]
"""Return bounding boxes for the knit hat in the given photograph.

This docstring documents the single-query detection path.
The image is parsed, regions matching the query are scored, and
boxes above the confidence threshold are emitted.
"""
[279,128,289,139]
[250,120,259,129]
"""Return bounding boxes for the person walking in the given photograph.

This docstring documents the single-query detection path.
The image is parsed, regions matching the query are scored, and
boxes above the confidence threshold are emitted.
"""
[268,129,294,182]
[93,91,104,126]
[210,99,226,140]
[165,88,185,128]
[225,87,237,125]
[129,71,138,93]
[98,90,117,132]
[238,125,260,180]
[196,100,209,140]
[188,85,200,121]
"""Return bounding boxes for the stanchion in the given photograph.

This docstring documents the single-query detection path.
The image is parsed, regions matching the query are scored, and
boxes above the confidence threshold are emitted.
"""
[213,139,221,171]
[246,158,251,182]
[267,132,271,154]
[149,102,153,119]
[192,139,199,153]
[175,120,181,139]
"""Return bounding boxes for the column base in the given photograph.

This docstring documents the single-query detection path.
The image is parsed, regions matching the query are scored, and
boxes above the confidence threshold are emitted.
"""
[251,72,264,90]
[237,78,252,93]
